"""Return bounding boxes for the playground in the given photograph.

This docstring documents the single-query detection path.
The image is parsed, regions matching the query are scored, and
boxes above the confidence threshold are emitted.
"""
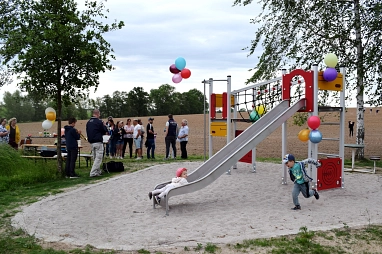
[12,161,382,252]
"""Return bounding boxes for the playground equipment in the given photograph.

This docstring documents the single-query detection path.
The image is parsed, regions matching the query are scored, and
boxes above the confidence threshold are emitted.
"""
[152,64,346,215]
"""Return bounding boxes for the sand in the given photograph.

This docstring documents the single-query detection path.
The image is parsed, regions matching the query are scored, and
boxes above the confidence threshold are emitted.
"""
[11,161,382,252]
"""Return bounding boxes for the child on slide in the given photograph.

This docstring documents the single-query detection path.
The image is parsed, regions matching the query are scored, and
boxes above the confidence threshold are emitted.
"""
[148,167,188,204]
[283,154,321,210]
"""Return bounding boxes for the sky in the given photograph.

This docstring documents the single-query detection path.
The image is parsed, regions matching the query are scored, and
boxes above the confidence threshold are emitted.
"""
[0,0,262,101]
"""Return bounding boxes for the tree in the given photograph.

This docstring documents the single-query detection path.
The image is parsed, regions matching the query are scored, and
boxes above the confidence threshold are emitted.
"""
[233,0,382,158]
[127,87,150,117]
[0,0,124,174]
[150,84,180,116]
[180,89,207,114]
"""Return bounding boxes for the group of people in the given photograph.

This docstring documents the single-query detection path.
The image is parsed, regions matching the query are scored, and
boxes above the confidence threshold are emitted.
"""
[85,109,190,177]
[0,117,21,149]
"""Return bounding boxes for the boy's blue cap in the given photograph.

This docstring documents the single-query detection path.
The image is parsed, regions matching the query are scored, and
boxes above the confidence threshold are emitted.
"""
[282,154,295,163]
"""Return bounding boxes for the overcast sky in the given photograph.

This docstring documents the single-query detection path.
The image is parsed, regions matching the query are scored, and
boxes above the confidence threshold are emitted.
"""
[1,0,262,101]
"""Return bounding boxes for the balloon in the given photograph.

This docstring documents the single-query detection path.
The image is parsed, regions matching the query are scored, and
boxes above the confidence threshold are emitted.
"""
[169,64,180,74]
[323,67,338,82]
[307,115,320,130]
[255,105,265,116]
[309,129,323,143]
[172,73,183,83]
[298,129,310,142]
[324,53,338,68]
[175,57,186,71]
[249,110,260,123]
[45,107,56,114]
[180,68,191,79]
[42,120,53,130]
[46,111,56,121]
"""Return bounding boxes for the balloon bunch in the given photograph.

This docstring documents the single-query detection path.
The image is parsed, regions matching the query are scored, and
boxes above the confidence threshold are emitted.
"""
[323,53,338,82]
[298,116,322,143]
[42,107,56,130]
[249,104,265,123]
[169,57,191,83]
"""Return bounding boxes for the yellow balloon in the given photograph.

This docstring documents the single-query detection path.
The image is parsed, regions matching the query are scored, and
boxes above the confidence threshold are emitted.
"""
[298,129,310,142]
[324,53,338,68]
[46,111,56,121]
[255,105,265,116]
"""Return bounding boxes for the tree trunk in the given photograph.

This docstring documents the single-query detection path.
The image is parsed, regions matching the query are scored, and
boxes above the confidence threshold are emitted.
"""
[354,0,365,159]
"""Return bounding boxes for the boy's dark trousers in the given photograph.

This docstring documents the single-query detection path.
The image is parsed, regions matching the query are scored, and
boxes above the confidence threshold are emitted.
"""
[165,136,176,158]
[65,148,78,177]
[146,138,155,159]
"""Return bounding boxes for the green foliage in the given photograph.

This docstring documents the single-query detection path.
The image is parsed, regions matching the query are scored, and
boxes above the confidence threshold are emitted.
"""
[0,144,60,192]
[137,249,150,254]
[204,242,219,253]
[194,243,203,251]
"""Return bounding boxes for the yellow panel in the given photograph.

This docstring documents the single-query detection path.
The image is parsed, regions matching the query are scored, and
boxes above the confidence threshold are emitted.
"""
[318,71,343,91]
[215,94,223,107]
[210,122,227,137]
[215,94,235,108]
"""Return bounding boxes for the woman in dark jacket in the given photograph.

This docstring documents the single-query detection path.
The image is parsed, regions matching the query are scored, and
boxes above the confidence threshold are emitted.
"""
[64,117,81,178]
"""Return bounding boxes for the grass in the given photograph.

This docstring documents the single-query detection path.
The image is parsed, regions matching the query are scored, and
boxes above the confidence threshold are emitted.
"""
[0,144,381,253]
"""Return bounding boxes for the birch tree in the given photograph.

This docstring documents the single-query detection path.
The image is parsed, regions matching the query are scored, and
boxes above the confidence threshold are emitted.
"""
[233,0,382,158]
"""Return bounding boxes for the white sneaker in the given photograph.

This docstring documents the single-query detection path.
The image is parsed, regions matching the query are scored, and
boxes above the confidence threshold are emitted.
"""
[136,157,142,160]
[110,156,113,159]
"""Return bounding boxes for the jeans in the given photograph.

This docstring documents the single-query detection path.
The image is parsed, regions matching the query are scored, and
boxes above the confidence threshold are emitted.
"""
[90,142,103,176]
[109,139,116,156]
[65,149,78,177]
[180,141,188,159]
[292,182,314,206]
[123,138,133,158]
[146,138,155,158]
[165,136,176,158]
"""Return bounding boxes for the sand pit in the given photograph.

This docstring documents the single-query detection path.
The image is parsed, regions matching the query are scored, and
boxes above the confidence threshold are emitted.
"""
[12,161,382,252]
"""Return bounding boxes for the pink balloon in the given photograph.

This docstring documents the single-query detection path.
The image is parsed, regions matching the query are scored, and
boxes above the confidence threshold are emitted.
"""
[169,64,180,74]
[172,73,183,83]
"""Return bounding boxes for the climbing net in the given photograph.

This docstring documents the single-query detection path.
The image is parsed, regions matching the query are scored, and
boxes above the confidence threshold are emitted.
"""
[232,76,307,122]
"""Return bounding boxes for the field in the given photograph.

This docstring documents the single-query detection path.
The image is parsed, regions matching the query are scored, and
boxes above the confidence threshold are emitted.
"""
[17,107,382,160]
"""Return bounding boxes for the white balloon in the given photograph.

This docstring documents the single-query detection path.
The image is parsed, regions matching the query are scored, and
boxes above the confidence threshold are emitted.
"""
[42,119,53,129]
[45,107,56,114]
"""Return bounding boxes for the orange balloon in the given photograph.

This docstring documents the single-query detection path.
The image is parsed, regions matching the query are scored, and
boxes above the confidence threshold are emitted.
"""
[298,129,310,142]
[46,111,56,121]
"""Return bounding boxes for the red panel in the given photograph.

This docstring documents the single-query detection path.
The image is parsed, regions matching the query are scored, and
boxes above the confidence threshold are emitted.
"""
[316,158,342,191]
[210,93,216,119]
[235,130,252,163]
[222,92,227,119]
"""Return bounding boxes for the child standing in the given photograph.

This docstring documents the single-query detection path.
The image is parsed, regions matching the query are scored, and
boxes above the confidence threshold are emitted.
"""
[148,168,188,203]
[283,154,321,210]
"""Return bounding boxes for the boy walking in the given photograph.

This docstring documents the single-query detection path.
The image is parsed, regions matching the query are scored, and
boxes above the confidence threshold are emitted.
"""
[283,154,321,210]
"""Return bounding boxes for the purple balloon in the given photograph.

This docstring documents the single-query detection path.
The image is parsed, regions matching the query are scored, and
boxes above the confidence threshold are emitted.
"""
[169,64,180,74]
[323,67,338,82]
[172,73,183,83]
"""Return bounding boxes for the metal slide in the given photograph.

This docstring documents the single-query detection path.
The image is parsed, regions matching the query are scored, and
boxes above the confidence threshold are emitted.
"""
[154,99,306,215]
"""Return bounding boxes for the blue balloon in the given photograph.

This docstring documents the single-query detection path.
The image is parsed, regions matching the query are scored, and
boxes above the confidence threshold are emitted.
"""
[249,110,260,123]
[175,57,186,70]
[309,129,322,143]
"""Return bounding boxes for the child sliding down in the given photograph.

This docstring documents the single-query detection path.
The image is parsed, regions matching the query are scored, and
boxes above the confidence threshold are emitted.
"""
[148,167,188,204]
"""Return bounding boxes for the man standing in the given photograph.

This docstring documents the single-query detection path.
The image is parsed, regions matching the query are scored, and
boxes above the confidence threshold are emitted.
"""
[146,117,157,159]
[64,117,81,178]
[86,109,108,177]
[165,114,177,159]
[133,119,142,160]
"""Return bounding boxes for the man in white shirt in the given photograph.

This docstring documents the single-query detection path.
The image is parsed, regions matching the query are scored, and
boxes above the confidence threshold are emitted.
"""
[133,119,142,160]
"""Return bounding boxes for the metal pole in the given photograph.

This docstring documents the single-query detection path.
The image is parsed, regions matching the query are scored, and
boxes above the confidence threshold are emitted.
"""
[202,79,207,162]
[311,64,319,188]
[226,75,232,175]
[281,69,288,185]
[208,78,213,158]
[340,66,346,188]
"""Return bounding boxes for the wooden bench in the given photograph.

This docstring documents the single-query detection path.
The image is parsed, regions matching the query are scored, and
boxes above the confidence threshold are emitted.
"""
[370,156,380,174]
[21,155,58,163]
[61,153,93,167]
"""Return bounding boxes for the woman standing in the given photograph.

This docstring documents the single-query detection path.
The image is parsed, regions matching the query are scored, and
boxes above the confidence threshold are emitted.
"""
[6,117,20,149]
[178,119,189,159]
[108,119,116,159]
[123,119,134,158]
[115,121,126,159]
[0,118,9,144]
